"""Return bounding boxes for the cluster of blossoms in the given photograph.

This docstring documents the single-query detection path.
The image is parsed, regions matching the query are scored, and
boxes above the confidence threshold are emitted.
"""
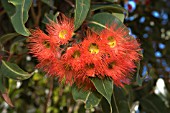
[28,15,141,89]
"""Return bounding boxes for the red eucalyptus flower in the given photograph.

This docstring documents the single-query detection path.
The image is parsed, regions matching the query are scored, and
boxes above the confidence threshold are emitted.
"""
[62,45,84,71]
[46,15,74,45]
[49,60,75,85]
[28,29,57,71]
[80,32,106,77]
[100,23,141,86]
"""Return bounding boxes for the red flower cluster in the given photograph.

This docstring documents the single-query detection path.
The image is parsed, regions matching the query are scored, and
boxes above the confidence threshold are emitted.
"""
[28,15,141,89]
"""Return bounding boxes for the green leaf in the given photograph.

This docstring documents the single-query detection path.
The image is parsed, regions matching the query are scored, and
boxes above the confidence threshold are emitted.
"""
[112,87,130,113]
[74,0,90,30]
[136,62,147,86]
[91,4,128,17]
[0,60,33,80]
[42,12,60,24]
[101,98,112,113]
[140,94,170,113]
[72,84,90,102]
[90,77,113,104]
[41,0,56,9]
[85,91,102,109]
[10,39,26,54]
[2,0,32,36]
[88,12,128,33]
[90,77,113,113]
[112,13,125,22]
[1,0,15,16]
[23,0,32,23]
[72,84,102,109]
[105,0,118,2]
[0,33,19,44]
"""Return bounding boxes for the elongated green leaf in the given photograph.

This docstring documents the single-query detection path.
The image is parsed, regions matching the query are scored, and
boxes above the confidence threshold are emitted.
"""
[105,0,118,2]
[112,87,130,113]
[90,77,113,113]
[72,85,90,102]
[72,84,102,109]
[136,62,147,86]
[112,13,125,22]
[88,13,128,33]
[0,60,33,80]
[140,94,170,113]
[91,4,128,17]
[10,37,26,54]
[101,98,112,113]
[0,33,19,44]
[42,12,59,24]
[90,77,113,104]
[74,0,90,30]
[23,0,32,23]
[41,0,56,9]
[2,0,31,36]
[1,0,14,16]
[85,91,102,109]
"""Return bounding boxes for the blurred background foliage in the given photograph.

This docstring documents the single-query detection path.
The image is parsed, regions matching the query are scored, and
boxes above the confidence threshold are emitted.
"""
[0,0,170,113]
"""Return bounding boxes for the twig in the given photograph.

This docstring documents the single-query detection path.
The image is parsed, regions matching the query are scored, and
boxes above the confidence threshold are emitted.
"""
[43,77,54,113]
[7,53,12,62]
[31,0,42,26]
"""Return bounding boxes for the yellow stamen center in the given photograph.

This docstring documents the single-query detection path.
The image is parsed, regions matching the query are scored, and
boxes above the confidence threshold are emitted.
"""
[64,64,72,71]
[72,50,80,58]
[107,36,116,48]
[108,62,115,69]
[59,30,68,39]
[43,41,50,48]
[89,43,99,54]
